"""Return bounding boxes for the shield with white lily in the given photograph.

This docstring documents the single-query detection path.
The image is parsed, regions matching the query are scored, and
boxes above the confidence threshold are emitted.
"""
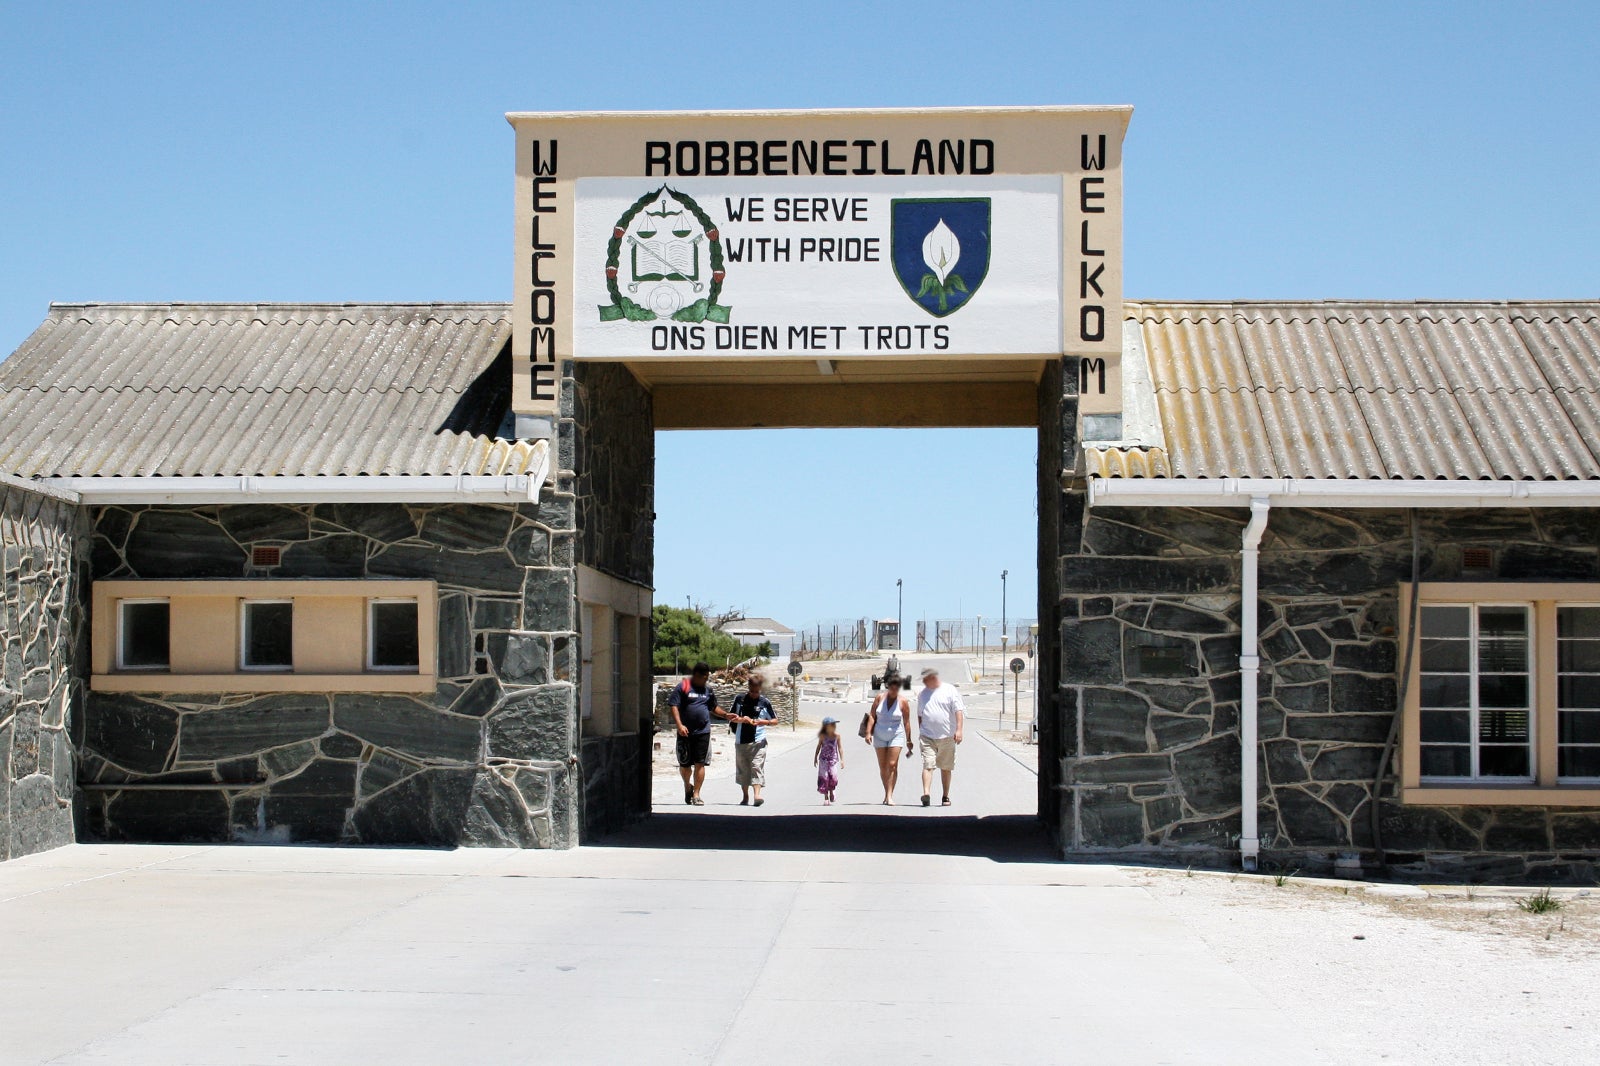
[889,197,991,318]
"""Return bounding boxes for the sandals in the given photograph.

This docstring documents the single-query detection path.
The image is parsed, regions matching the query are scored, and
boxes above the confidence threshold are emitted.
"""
[692,797,705,806]
[941,797,952,807]
[921,795,931,807]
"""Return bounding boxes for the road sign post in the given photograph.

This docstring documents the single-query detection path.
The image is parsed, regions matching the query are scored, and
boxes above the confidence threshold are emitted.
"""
[787,658,803,731]
[1010,657,1025,730]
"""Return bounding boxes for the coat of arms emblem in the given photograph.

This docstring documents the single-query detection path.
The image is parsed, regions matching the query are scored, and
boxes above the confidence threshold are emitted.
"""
[598,187,731,323]
[890,198,991,317]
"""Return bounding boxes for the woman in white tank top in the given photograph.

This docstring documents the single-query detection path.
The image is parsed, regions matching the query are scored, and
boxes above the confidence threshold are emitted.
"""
[865,676,914,804]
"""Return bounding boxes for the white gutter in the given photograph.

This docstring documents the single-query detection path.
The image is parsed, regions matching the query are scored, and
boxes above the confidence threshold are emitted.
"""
[47,472,547,506]
[1237,497,1271,872]
[0,470,81,503]
[1088,477,1600,509]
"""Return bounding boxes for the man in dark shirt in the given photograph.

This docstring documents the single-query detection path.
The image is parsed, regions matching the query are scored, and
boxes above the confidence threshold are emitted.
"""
[669,662,719,805]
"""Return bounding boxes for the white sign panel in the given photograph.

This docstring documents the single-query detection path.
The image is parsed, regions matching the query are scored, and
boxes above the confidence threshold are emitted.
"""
[573,176,1060,359]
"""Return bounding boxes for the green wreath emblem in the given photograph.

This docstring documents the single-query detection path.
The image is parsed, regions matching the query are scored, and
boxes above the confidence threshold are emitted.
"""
[598,186,731,324]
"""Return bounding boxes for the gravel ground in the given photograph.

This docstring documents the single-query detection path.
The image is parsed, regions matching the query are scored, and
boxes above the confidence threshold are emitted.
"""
[1130,866,1600,1065]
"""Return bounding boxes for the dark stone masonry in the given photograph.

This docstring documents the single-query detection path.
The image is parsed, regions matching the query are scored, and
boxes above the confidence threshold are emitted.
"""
[565,361,655,840]
[81,499,583,847]
[0,482,88,861]
[1048,443,1600,880]
[71,359,658,849]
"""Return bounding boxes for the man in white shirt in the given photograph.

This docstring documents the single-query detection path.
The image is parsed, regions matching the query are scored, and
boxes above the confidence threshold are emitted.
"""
[915,667,965,807]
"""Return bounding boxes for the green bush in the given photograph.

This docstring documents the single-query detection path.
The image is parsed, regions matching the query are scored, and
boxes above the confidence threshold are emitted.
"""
[651,606,770,673]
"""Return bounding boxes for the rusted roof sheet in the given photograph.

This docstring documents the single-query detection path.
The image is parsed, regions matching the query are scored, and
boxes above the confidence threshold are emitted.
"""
[0,303,541,478]
[1091,302,1600,480]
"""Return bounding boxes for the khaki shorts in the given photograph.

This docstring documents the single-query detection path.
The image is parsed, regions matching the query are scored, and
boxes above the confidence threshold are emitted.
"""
[735,740,768,786]
[920,736,957,772]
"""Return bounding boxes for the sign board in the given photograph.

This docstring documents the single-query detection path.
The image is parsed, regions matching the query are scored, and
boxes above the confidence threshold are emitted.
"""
[787,660,803,678]
[1010,657,1026,675]
[509,107,1131,419]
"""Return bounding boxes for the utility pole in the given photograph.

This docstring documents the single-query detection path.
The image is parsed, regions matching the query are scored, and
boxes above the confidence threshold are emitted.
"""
[896,578,903,651]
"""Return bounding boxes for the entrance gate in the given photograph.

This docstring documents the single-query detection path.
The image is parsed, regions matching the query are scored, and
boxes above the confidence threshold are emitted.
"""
[510,107,1130,849]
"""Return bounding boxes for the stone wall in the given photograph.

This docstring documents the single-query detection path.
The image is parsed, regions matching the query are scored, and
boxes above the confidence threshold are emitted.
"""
[1053,473,1600,881]
[1035,359,1074,836]
[0,481,87,861]
[563,360,654,839]
[80,499,581,848]
[652,680,799,733]
[566,360,653,588]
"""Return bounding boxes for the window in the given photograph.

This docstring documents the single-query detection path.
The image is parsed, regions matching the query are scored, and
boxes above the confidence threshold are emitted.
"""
[612,610,625,733]
[117,600,170,671]
[579,603,596,724]
[368,599,420,672]
[1403,584,1600,803]
[240,600,294,671]
[1558,606,1600,781]
[1418,604,1532,781]
[94,580,436,694]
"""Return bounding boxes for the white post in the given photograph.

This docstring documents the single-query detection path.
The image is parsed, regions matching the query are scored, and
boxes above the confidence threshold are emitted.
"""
[1239,497,1271,871]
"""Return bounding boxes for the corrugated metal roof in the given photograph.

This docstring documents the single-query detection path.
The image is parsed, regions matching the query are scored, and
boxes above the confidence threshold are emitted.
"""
[1087,302,1600,481]
[0,303,543,478]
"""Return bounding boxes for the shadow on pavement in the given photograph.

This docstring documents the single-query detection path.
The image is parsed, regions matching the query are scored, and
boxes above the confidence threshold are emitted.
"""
[597,811,1054,863]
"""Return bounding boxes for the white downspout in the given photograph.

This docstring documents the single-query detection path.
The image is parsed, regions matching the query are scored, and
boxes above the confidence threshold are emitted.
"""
[1238,496,1271,871]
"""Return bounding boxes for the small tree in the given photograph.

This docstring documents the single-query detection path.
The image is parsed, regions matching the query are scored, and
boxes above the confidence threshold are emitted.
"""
[651,605,771,673]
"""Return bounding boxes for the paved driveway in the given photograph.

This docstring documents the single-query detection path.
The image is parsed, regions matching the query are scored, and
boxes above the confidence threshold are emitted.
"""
[0,732,1342,1065]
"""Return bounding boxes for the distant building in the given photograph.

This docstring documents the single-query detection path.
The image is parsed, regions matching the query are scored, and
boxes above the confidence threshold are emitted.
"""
[719,617,795,660]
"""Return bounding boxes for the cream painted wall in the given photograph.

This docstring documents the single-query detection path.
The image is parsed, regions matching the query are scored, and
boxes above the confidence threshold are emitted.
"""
[91,579,437,694]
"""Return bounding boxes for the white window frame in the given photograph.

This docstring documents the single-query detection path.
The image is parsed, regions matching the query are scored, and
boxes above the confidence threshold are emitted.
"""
[1419,601,1536,785]
[612,610,625,734]
[1555,600,1600,785]
[366,597,421,674]
[239,599,295,673]
[579,603,596,721]
[1399,583,1600,805]
[116,598,171,672]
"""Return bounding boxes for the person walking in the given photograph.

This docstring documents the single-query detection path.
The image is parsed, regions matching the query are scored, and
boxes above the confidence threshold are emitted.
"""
[815,717,844,804]
[864,676,913,805]
[730,673,777,807]
[915,667,965,807]
[668,662,718,805]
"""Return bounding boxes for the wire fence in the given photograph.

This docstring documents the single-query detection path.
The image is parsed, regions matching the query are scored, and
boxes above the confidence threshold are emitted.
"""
[794,617,1039,658]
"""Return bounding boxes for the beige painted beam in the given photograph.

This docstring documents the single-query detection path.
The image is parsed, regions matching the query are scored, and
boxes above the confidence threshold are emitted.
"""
[654,381,1039,429]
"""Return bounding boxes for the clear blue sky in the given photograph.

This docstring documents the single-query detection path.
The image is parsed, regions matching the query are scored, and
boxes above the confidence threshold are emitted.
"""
[4,2,1598,630]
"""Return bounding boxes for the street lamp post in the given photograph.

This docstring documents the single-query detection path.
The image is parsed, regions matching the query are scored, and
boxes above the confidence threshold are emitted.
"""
[999,633,1009,728]
[980,624,988,682]
[974,614,982,676]
[1001,569,1009,647]
[896,578,903,651]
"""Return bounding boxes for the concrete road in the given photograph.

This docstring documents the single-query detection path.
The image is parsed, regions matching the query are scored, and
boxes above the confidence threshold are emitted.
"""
[1,735,1328,1065]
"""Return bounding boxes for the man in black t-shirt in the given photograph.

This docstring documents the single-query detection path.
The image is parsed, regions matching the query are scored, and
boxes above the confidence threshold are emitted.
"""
[669,662,719,805]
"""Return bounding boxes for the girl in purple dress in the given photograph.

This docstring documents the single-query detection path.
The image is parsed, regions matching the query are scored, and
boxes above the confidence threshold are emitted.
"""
[814,717,844,804]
